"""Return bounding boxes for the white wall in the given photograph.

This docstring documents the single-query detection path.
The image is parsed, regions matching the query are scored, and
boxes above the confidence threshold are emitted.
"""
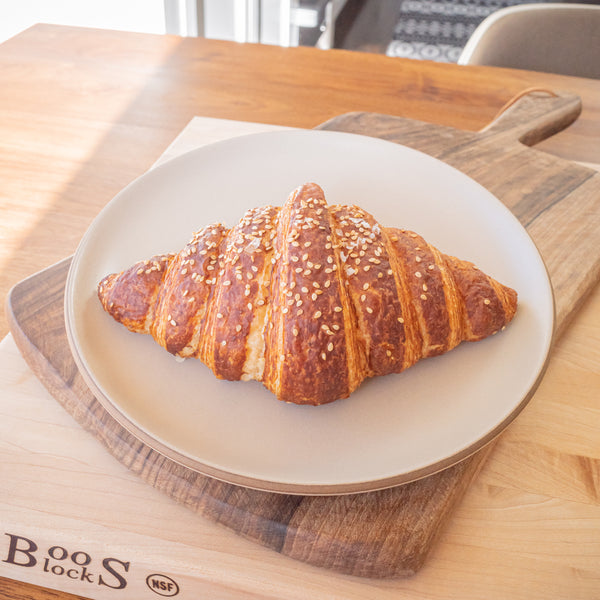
[0,0,166,43]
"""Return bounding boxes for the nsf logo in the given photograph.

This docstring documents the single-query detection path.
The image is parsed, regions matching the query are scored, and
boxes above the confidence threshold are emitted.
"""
[146,573,180,596]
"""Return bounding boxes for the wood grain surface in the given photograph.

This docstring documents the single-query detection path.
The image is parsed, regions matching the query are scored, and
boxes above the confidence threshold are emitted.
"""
[2,23,600,600]
[2,25,600,343]
[6,91,599,581]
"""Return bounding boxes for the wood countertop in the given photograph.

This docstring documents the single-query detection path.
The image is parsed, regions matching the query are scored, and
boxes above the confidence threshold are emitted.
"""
[0,23,598,599]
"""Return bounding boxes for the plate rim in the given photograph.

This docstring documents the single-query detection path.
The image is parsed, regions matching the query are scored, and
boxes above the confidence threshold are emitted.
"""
[64,128,556,495]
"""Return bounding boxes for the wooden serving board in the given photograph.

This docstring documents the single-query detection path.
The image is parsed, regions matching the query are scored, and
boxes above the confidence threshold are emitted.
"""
[7,91,600,580]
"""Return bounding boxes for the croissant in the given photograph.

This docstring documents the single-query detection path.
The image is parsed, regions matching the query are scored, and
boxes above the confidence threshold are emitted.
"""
[98,182,517,406]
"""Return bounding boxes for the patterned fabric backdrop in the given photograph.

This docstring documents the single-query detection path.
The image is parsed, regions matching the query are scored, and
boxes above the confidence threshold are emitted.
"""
[386,0,579,63]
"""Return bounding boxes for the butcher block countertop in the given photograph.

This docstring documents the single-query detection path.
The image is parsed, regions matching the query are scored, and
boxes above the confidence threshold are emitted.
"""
[0,24,599,600]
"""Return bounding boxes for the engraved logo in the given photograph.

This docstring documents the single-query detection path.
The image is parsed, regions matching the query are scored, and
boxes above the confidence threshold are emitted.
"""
[146,573,180,596]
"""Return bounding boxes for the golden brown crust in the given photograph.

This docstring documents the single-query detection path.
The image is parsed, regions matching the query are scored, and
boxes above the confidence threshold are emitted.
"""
[97,183,518,406]
[264,183,350,404]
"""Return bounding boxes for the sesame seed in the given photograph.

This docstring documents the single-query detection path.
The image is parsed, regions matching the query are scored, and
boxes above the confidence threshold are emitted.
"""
[398,317,404,323]
[293,327,299,336]
[170,319,177,326]
[423,284,428,291]
[420,294,427,300]
[415,271,422,278]
[416,256,422,262]
[217,313,223,319]
[386,350,392,357]
[361,294,366,302]
[321,352,327,361]
[428,264,435,270]
[366,307,373,314]
[334,306,342,312]
[311,293,318,301]
[484,298,491,305]
[314,310,322,319]
[327,342,334,352]
[235,324,242,333]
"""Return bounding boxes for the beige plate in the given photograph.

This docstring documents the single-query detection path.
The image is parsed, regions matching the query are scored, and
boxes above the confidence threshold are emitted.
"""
[65,130,554,495]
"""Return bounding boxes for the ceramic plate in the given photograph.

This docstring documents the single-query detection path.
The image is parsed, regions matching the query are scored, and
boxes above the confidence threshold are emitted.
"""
[65,129,554,495]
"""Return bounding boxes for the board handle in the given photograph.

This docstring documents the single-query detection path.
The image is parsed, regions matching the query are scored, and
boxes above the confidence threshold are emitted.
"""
[480,89,582,146]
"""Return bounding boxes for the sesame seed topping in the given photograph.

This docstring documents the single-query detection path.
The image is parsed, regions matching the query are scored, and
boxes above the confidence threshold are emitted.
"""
[484,298,491,305]
[415,271,422,278]
[398,317,404,323]
[314,310,322,319]
[334,306,342,312]
[366,307,373,314]
[420,294,427,300]
[321,352,327,361]
[327,342,334,352]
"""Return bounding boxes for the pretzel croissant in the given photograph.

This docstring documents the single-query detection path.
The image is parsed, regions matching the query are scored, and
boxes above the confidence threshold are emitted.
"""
[98,183,517,406]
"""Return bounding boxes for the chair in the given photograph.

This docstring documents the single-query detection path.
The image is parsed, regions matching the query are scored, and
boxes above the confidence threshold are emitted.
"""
[458,3,600,79]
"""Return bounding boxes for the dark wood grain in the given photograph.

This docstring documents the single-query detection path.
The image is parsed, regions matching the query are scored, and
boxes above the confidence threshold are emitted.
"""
[7,258,492,579]
[7,91,600,580]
